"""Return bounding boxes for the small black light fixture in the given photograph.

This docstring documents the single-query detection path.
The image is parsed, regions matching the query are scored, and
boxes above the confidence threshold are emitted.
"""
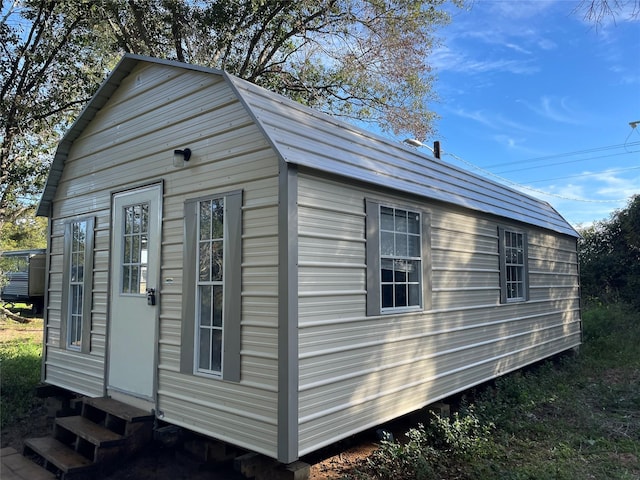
[173,148,192,167]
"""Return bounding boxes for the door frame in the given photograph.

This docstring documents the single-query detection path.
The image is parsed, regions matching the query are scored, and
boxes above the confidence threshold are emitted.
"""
[105,181,163,409]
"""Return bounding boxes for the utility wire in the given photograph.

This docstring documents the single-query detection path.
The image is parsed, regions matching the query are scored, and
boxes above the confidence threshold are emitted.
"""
[443,151,632,203]
[494,149,640,175]
[520,164,640,185]
[483,141,640,169]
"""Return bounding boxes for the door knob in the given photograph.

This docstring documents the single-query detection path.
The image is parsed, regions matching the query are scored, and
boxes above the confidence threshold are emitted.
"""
[146,288,156,306]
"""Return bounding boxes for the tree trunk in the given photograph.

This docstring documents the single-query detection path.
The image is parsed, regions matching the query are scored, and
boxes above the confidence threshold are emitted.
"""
[0,305,32,323]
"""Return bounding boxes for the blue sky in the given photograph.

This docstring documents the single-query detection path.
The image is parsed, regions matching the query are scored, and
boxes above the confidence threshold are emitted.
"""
[394,0,640,228]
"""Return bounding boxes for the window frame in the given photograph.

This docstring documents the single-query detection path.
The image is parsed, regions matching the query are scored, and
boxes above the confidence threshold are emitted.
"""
[366,199,431,316]
[180,190,242,382]
[498,226,529,303]
[60,217,94,353]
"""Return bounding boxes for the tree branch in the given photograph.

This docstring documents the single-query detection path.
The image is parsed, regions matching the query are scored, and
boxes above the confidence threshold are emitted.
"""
[0,305,32,324]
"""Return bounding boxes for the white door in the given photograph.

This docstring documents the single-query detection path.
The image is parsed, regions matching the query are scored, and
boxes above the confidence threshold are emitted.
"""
[108,184,162,400]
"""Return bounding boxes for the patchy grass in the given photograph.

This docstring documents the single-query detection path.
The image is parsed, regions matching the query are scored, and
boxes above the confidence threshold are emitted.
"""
[348,303,640,479]
[0,317,44,429]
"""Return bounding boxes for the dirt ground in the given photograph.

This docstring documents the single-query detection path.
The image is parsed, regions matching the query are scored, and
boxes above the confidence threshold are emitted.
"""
[0,316,381,479]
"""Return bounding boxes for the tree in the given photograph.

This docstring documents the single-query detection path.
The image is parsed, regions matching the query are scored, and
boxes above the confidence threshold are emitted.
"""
[1,0,119,232]
[574,0,640,26]
[1,0,461,231]
[0,208,47,252]
[578,195,640,306]
[94,0,455,136]
[0,207,47,322]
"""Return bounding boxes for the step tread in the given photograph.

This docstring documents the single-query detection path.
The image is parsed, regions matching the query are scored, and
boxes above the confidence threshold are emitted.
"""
[56,416,124,446]
[83,397,154,423]
[24,437,94,474]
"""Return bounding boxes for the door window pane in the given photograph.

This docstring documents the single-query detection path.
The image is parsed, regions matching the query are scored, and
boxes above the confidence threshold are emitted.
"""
[121,203,150,294]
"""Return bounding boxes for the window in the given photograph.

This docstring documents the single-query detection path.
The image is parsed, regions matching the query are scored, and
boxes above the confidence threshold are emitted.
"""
[181,191,242,381]
[68,222,86,348]
[498,227,529,303]
[196,198,224,374]
[121,203,149,295]
[61,218,94,352]
[366,200,431,316]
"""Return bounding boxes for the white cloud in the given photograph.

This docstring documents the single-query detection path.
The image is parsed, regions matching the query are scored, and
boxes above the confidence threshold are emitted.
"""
[431,46,539,75]
[520,168,640,225]
[590,169,640,198]
[448,107,544,135]
[493,134,522,149]
[537,38,558,50]
[505,43,532,54]
[517,96,587,125]
[486,0,559,19]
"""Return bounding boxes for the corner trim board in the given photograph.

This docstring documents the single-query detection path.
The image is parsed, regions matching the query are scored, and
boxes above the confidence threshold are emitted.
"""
[277,162,299,463]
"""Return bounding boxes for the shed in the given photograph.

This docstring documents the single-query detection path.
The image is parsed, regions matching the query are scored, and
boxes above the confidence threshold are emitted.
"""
[36,54,581,464]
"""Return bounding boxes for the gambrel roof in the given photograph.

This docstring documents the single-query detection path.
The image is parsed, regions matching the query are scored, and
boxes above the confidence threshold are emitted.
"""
[37,54,578,238]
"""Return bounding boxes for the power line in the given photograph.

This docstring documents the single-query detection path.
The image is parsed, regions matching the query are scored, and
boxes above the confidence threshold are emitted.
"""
[443,151,633,203]
[519,164,640,185]
[482,141,640,170]
[494,149,640,174]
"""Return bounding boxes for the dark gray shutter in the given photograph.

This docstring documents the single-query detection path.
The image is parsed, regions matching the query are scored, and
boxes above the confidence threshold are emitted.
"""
[365,199,381,316]
[60,217,94,353]
[180,191,242,382]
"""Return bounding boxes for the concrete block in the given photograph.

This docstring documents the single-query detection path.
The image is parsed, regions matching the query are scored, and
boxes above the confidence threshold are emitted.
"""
[234,452,278,478]
[428,402,451,419]
[280,460,311,480]
[183,438,208,462]
[44,397,63,418]
[206,441,237,462]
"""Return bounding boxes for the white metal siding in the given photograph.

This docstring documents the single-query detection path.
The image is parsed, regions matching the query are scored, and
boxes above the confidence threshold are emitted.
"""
[296,172,581,456]
[44,63,281,458]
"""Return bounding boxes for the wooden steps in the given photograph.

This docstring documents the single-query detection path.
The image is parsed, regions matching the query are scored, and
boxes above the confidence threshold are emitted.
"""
[83,396,154,423]
[23,437,94,475]
[55,416,124,447]
[22,397,154,479]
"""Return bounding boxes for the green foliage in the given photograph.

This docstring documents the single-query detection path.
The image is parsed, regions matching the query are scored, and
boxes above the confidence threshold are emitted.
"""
[420,406,495,457]
[1,0,119,228]
[352,408,495,479]
[96,0,457,139]
[580,302,640,370]
[358,429,437,480]
[0,207,47,288]
[578,195,640,308]
[2,0,464,228]
[0,334,43,428]
[0,209,47,252]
